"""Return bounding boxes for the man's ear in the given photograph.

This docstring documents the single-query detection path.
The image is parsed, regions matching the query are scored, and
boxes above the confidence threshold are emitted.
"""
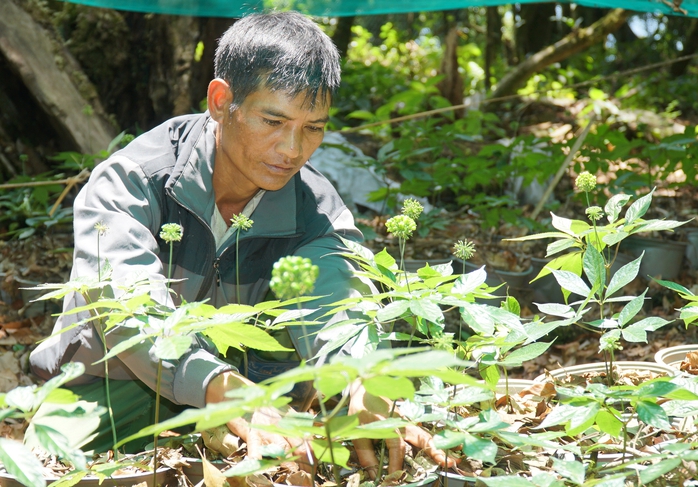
[207,78,233,122]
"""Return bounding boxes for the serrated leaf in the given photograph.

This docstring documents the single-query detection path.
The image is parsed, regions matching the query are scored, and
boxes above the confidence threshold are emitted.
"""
[203,323,293,355]
[552,270,590,296]
[376,300,410,322]
[583,245,605,293]
[636,400,672,429]
[625,189,654,223]
[500,342,552,366]
[0,438,46,487]
[153,335,192,360]
[606,254,642,297]
[409,298,444,324]
[605,194,631,223]
[617,290,647,326]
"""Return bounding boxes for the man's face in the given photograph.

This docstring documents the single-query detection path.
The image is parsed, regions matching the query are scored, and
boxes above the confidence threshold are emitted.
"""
[215,86,330,196]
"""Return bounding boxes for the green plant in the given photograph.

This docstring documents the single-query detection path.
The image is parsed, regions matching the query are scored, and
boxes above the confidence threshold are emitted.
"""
[0,362,104,487]
[507,172,685,383]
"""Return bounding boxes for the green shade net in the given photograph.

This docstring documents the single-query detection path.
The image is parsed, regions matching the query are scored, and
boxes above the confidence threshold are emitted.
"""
[58,0,698,18]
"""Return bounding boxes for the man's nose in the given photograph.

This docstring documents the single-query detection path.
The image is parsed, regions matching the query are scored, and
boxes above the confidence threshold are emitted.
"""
[276,126,302,160]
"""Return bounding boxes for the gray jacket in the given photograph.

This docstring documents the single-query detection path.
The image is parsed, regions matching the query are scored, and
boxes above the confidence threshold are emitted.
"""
[30,113,367,408]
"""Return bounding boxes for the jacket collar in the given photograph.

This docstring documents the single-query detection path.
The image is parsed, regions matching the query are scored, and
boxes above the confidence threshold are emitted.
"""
[169,114,300,239]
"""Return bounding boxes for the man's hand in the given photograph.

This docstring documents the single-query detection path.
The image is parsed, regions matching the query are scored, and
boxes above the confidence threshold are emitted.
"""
[348,380,456,479]
[206,371,315,478]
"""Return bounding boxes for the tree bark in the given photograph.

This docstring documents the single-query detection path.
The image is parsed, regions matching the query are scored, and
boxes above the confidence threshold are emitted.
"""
[491,8,631,100]
[485,6,502,90]
[515,3,557,59]
[671,19,698,77]
[437,27,464,112]
[0,0,116,155]
[332,15,355,57]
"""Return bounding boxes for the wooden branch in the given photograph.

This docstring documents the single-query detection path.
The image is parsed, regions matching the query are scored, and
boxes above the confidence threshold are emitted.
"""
[491,9,632,100]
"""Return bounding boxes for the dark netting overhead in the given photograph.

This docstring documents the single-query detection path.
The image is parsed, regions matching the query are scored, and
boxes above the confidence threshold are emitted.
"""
[58,0,698,17]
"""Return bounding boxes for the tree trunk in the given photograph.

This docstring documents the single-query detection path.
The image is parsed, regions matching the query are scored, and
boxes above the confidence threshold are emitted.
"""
[332,15,355,57]
[515,3,557,59]
[491,8,631,100]
[485,6,502,90]
[671,19,698,77]
[0,0,116,155]
[437,27,464,112]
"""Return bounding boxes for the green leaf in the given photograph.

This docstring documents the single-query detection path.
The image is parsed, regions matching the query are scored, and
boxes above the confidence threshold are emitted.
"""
[535,303,575,318]
[153,335,192,360]
[537,404,581,429]
[480,477,536,487]
[551,457,585,485]
[311,439,351,468]
[460,303,495,336]
[500,342,552,366]
[582,245,605,294]
[621,317,671,343]
[606,254,642,297]
[374,248,396,269]
[654,278,694,296]
[595,409,623,438]
[551,214,590,237]
[617,290,647,326]
[314,374,353,399]
[636,400,672,429]
[453,266,487,295]
[376,300,410,322]
[546,238,578,257]
[463,433,498,464]
[363,376,415,400]
[625,189,654,224]
[566,402,600,436]
[639,458,681,484]
[552,270,590,297]
[0,438,46,487]
[604,194,631,224]
[637,380,678,398]
[409,298,444,324]
[203,323,294,355]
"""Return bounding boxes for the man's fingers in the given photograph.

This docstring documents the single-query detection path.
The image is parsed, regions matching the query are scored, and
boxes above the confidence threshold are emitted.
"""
[385,437,406,474]
[404,425,456,469]
[353,437,380,479]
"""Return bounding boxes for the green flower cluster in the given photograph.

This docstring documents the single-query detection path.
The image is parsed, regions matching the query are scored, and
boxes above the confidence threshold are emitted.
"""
[575,171,597,193]
[385,215,416,240]
[160,223,183,243]
[453,239,476,260]
[585,206,604,222]
[270,256,319,300]
[231,214,254,231]
[401,198,424,221]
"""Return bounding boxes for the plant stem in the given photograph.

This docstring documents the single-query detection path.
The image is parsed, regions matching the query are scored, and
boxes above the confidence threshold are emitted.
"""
[96,231,118,454]
[376,401,399,482]
[153,359,163,486]
[236,232,241,304]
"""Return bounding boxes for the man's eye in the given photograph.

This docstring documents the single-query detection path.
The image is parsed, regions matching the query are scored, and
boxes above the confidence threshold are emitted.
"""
[307,125,325,133]
[263,118,281,126]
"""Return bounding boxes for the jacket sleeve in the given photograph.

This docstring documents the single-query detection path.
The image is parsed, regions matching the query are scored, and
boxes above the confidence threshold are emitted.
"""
[30,157,233,408]
[289,208,378,362]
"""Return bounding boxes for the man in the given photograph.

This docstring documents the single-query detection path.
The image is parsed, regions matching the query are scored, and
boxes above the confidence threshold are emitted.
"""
[30,11,453,476]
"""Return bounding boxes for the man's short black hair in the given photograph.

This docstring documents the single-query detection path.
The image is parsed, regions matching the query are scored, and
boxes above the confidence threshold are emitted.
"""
[214,11,341,111]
